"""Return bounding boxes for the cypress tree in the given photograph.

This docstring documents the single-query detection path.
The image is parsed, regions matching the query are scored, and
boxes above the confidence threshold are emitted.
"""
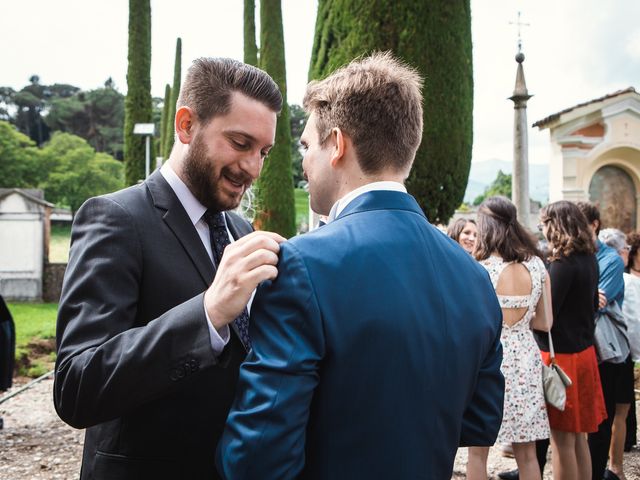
[244,0,258,66]
[163,37,182,157]
[124,0,153,184]
[159,84,171,158]
[309,0,473,224]
[255,0,296,237]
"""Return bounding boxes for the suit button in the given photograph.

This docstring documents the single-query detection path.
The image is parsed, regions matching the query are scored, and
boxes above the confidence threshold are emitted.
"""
[189,359,199,373]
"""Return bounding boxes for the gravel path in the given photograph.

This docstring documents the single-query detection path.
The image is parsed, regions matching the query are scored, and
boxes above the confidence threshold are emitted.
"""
[2,377,640,479]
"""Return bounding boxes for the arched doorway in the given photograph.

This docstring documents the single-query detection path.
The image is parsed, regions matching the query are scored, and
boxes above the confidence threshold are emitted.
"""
[589,165,637,232]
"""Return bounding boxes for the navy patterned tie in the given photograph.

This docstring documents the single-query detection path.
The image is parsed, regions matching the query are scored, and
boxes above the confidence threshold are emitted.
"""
[204,211,251,351]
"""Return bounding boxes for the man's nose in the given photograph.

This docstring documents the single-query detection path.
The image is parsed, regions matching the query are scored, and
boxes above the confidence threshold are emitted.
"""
[239,151,264,180]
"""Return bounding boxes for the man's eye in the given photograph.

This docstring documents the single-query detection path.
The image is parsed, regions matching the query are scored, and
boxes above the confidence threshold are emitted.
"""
[232,140,248,149]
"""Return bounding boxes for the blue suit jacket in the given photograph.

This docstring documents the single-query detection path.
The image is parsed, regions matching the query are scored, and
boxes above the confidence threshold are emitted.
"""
[218,191,503,479]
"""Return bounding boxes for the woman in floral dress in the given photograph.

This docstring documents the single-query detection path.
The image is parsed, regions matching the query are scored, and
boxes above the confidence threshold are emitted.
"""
[467,196,552,480]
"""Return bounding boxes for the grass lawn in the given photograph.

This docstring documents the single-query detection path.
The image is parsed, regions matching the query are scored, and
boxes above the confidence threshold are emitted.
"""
[294,188,310,231]
[7,302,58,377]
[50,223,71,263]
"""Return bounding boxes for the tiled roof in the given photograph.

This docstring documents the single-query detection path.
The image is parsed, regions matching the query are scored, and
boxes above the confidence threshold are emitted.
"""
[0,188,54,207]
[533,87,637,129]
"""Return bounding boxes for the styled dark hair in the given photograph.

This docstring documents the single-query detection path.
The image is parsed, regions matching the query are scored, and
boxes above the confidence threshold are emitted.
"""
[627,231,640,272]
[474,196,542,263]
[575,201,601,234]
[303,52,423,175]
[177,57,282,125]
[447,218,476,243]
[540,200,595,261]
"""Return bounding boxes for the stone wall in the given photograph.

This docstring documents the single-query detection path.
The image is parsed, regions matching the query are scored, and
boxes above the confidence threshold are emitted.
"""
[43,263,67,303]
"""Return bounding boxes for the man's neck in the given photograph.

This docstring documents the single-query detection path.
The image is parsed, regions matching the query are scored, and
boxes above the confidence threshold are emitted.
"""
[327,179,407,222]
[334,171,406,200]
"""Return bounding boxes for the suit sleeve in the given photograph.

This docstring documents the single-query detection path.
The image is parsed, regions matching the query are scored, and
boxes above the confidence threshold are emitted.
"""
[217,243,325,480]
[459,305,504,447]
[54,196,221,429]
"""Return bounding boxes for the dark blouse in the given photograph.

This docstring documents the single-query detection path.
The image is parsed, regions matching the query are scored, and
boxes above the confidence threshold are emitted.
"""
[535,252,599,354]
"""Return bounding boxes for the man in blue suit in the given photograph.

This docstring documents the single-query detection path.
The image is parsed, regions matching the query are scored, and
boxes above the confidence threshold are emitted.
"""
[217,52,504,479]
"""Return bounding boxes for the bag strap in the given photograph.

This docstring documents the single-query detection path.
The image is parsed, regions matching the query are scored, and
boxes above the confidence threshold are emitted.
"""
[540,265,556,364]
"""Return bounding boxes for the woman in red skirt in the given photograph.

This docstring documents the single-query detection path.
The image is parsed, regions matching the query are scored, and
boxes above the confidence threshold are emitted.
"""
[538,201,607,480]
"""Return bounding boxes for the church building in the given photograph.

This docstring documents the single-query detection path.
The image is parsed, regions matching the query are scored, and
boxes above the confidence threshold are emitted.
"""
[534,87,640,232]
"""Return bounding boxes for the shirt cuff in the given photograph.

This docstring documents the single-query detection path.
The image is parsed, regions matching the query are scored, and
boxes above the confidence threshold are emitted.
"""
[204,301,230,355]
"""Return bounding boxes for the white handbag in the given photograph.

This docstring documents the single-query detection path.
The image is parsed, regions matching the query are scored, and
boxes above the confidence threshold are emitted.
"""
[542,330,572,411]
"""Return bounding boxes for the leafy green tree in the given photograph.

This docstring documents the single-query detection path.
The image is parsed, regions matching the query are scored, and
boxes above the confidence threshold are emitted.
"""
[163,38,182,158]
[0,87,15,121]
[473,170,512,206]
[255,0,296,237]
[0,121,43,188]
[46,82,125,159]
[244,0,258,66]
[40,133,124,213]
[12,76,52,146]
[124,0,153,184]
[2,79,82,145]
[289,104,306,186]
[309,0,473,224]
[159,84,171,157]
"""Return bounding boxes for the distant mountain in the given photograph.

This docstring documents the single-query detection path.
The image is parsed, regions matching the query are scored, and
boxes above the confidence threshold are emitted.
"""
[464,159,549,204]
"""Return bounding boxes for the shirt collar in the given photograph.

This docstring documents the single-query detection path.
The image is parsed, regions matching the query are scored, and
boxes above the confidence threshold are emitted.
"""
[327,181,407,222]
[160,162,207,226]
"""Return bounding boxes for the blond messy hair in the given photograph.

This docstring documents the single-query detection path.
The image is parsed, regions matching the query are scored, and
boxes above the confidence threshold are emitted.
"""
[303,52,424,174]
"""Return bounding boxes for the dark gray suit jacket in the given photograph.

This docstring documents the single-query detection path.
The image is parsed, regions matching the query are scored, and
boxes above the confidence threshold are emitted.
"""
[54,170,251,479]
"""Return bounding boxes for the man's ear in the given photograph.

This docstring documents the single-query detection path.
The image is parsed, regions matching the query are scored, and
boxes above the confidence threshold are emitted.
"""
[329,127,346,168]
[175,106,195,144]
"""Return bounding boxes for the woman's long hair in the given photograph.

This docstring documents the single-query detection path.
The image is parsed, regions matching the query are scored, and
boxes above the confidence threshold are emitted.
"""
[474,196,542,262]
[540,200,595,261]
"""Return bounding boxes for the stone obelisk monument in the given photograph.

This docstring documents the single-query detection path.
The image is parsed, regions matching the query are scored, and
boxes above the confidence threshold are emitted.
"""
[509,13,532,227]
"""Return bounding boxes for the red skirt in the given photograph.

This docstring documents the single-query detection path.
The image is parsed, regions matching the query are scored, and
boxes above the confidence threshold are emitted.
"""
[541,345,607,433]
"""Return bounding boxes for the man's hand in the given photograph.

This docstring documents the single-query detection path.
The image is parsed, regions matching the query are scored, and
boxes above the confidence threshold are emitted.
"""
[598,289,607,310]
[204,231,286,329]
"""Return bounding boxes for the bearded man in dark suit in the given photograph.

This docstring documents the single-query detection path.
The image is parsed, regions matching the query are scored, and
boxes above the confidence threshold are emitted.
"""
[54,57,285,480]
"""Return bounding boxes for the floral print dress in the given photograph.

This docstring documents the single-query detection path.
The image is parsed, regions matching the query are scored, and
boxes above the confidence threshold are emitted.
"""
[480,255,550,443]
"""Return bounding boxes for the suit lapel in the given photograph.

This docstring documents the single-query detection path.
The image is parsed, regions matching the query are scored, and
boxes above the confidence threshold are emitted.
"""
[146,171,215,286]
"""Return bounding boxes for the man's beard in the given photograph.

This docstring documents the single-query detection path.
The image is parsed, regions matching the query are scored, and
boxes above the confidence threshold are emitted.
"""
[183,134,250,213]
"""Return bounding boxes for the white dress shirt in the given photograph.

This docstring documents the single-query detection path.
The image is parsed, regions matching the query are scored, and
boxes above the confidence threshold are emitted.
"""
[326,181,407,223]
[160,163,230,355]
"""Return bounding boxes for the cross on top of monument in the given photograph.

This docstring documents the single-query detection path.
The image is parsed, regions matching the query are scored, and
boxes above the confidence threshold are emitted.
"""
[509,11,530,55]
